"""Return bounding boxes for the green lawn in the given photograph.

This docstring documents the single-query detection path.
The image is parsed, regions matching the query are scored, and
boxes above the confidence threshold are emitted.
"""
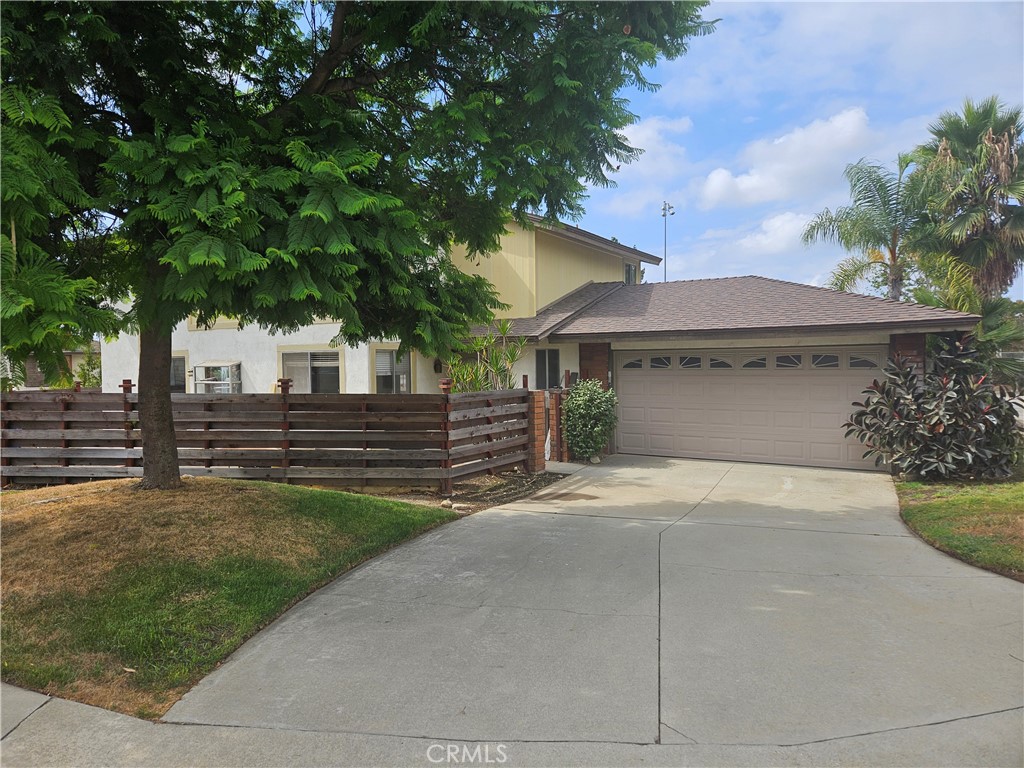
[1,477,455,718]
[897,464,1024,581]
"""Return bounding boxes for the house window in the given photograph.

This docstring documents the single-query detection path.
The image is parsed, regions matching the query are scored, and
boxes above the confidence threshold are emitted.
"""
[650,355,672,369]
[775,354,802,369]
[742,356,767,369]
[624,263,638,285]
[812,353,840,369]
[621,357,643,369]
[679,355,702,369]
[170,356,187,393]
[849,355,879,369]
[536,349,561,389]
[375,350,411,394]
[283,351,341,393]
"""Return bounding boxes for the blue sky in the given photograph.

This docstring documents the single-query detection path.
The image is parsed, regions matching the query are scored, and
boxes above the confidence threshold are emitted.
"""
[574,1,1024,299]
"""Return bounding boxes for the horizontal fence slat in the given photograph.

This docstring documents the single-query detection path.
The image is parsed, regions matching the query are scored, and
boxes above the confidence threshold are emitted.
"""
[1,466,143,478]
[451,451,528,479]
[448,434,529,461]
[2,429,139,440]
[448,403,528,423]
[447,389,528,405]
[449,419,528,442]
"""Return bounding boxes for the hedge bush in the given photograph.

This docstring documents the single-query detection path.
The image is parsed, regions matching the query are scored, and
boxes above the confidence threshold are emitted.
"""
[562,379,618,461]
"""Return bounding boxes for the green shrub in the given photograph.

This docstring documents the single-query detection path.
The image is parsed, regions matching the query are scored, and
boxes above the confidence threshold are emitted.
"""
[562,379,618,461]
[445,319,526,393]
[845,338,1024,479]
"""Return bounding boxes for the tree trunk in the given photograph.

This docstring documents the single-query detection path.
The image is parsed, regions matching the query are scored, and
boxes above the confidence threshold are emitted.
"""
[137,324,182,489]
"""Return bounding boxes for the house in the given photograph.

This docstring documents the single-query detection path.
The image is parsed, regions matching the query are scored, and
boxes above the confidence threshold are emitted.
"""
[101,218,979,471]
[100,216,654,398]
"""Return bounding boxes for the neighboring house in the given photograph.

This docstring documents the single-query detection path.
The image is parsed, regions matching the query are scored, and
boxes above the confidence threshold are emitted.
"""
[101,218,979,471]
[16,342,100,390]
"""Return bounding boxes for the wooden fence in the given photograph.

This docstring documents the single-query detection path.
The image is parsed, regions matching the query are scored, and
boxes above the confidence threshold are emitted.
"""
[0,387,534,492]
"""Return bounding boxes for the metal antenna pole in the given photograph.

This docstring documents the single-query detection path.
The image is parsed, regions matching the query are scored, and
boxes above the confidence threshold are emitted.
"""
[661,201,674,282]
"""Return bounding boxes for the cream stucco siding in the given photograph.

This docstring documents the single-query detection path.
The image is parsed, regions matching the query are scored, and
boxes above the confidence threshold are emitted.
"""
[453,224,536,319]
[534,230,628,309]
[101,322,371,394]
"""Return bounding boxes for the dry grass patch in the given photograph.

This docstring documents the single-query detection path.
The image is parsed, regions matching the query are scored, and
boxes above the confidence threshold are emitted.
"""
[1,478,455,718]
[2,478,337,599]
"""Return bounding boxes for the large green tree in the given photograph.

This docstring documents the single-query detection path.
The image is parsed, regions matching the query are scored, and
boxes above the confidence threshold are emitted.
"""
[914,96,1024,299]
[803,155,928,302]
[1,1,714,488]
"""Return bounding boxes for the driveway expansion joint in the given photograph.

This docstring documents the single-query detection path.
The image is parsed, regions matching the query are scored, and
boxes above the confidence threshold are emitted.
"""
[0,695,51,741]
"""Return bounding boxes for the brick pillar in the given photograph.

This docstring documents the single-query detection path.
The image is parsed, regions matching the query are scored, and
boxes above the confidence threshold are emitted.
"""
[889,333,926,374]
[579,342,611,389]
[526,390,546,473]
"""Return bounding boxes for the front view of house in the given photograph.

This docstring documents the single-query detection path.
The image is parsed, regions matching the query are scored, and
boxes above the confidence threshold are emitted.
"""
[101,217,977,472]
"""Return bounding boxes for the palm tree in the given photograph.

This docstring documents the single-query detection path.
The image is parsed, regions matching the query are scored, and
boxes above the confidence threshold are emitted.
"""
[803,155,927,302]
[914,96,1024,299]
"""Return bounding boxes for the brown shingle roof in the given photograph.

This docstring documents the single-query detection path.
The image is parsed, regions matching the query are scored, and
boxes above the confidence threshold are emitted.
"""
[548,276,979,338]
[472,281,623,340]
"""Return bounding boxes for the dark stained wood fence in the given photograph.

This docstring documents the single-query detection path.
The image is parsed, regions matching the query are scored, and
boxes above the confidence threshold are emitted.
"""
[0,388,532,492]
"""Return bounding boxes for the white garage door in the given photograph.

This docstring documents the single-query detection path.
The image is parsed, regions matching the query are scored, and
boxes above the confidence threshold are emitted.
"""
[614,348,887,471]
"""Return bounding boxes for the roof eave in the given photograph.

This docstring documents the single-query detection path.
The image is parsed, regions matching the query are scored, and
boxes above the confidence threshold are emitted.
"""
[549,317,981,343]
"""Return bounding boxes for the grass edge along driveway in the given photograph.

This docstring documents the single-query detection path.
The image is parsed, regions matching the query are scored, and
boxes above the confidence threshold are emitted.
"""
[1,477,457,719]
[897,466,1023,582]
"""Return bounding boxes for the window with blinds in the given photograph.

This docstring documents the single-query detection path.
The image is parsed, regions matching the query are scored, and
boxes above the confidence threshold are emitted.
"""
[281,351,340,393]
[375,350,411,394]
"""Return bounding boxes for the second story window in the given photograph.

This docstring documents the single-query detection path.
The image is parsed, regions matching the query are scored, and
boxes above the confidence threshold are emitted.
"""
[536,349,561,389]
[624,263,638,285]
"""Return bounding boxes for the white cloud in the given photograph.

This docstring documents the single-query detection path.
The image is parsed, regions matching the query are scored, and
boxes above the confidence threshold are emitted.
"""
[734,212,811,256]
[698,108,873,208]
[596,115,694,218]
[660,2,1024,116]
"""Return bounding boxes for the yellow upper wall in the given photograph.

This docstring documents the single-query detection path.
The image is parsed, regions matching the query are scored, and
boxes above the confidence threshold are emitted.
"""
[534,230,632,309]
[453,224,536,318]
[453,222,641,319]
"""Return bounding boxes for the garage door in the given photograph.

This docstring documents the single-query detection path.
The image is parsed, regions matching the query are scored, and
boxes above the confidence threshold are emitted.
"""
[614,348,887,470]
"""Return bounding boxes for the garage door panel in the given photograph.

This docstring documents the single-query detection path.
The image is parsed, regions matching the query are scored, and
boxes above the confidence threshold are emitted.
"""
[809,411,845,430]
[615,347,885,471]
[618,431,646,451]
[773,440,807,460]
[738,410,771,428]
[677,408,705,426]
[739,438,772,460]
[647,406,676,425]
[773,410,806,429]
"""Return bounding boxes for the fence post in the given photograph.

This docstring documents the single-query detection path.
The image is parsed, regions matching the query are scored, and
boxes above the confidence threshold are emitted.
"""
[0,392,10,485]
[278,378,291,484]
[120,379,135,469]
[526,390,546,474]
[522,374,529,389]
[439,378,453,495]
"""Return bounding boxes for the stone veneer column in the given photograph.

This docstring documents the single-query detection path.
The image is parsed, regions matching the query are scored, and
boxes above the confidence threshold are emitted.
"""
[526,389,547,473]
[889,333,927,374]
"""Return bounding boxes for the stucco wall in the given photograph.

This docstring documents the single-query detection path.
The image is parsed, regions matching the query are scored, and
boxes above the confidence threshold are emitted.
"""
[101,322,373,394]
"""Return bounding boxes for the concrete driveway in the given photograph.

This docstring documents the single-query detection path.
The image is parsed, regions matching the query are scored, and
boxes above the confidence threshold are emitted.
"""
[3,456,1022,767]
